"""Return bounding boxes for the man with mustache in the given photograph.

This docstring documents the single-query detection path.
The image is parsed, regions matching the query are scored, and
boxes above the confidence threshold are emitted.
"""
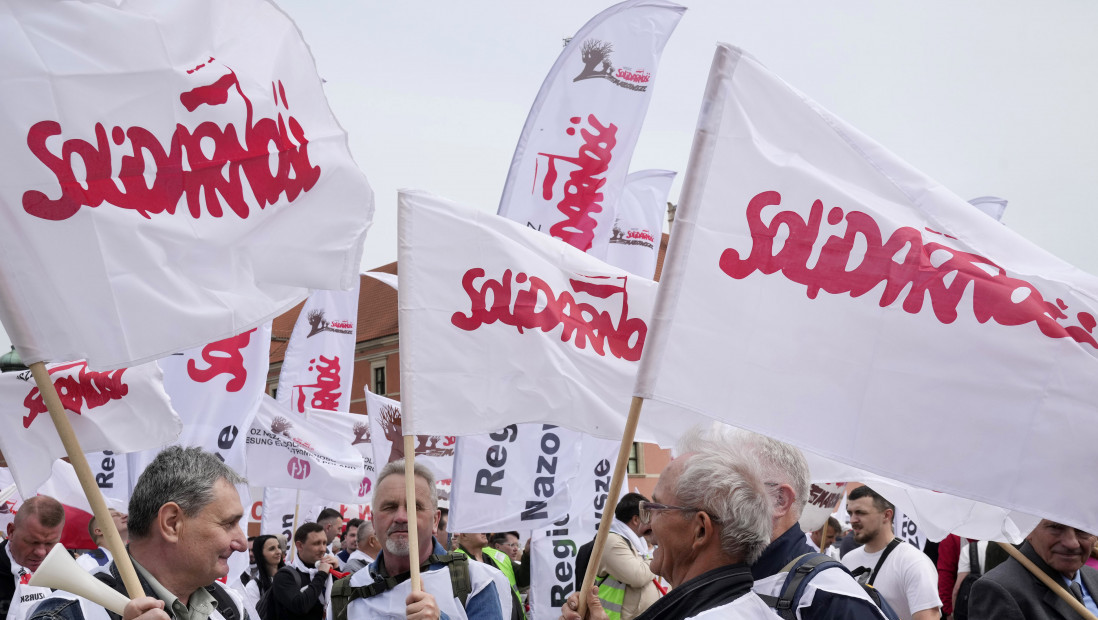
[331,460,509,620]
[968,520,1098,620]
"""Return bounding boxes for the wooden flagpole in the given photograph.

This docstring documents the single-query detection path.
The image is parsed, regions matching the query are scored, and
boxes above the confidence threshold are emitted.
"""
[577,396,644,617]
[28,362,143,599]
[288,490,302,563]
[996,541,1098,620]
[403,435,422,591]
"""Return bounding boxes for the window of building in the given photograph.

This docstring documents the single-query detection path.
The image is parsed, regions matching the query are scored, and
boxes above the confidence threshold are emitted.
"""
[627,442,642,475]
[372,364,386,396]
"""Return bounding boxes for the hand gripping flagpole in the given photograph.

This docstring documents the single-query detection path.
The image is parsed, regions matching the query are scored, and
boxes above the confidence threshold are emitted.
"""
[996,542,1098,620]
[577,396,644,617]
[28,362,144,599]
[403,435,423,591]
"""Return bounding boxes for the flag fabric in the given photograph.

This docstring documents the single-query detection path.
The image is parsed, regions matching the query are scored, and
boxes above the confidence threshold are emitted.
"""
[0,361,181,494]
[0,460,122,550]
[635,44,1098,532]
[604,170,675,278]
[128,324,273,484]
[277,285,360,415]
[260,487,317,545]
[399,190,664,443]
[0,0,373,370]
[497,0,684,258]
[362,271,398,291]
[86,451,132,514]
[246,396,367,501]
[796,481,846,534]
[365,390,453,483]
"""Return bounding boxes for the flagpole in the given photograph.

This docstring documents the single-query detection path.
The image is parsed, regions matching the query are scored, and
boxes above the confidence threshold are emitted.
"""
[28,362,143,599]
[403,435,422,591]
[996,542,1098,620]
[288,490,301,563]
[577,396,643,617]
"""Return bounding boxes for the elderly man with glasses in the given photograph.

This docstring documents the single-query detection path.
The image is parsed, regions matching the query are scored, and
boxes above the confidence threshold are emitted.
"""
[563,427,777,620]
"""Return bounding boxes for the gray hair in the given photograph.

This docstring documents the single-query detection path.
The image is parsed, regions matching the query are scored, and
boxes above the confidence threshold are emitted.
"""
[357,520,375,541]
[374,459,437,513]
[723,428,810,518]
[128,446,246,539]
[675,427,774,564]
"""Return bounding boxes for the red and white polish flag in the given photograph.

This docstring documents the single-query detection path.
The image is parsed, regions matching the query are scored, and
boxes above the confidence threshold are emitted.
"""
[635,45,1098,533]
[0,0,373,370]
[0,361,181,494]
[497,0,684,259]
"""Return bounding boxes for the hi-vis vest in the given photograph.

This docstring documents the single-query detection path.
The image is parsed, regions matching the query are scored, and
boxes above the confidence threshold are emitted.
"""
[595,574,627,620]
[456,547,526,620]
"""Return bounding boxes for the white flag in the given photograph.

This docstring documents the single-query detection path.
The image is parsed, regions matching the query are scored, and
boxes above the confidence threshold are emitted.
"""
[0,362,181,494]
[497,0,684,258]
[366,390,454,483]
[635,45,1098,532]
[86,451,131,513]
[0,0,373,370]
[604,170,675,278]
[277,285,360,414]
[246,397,367,501]
[399,190,662,442]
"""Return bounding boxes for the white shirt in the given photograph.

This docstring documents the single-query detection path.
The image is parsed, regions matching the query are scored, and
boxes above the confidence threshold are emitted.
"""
[5,543,51,620]
[842,540,941,620]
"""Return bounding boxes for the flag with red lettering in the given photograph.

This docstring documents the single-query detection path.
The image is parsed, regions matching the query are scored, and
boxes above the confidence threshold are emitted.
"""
[276,285,360,415]
[604,170,674,278]
[127,323,273,484]
[398,190,663,442]
[0,0,373,371]
[0,362,181,493]
[497,0,684,259]
[366,390,453,483]
[245,396,367,501]
[635,44,1098,532]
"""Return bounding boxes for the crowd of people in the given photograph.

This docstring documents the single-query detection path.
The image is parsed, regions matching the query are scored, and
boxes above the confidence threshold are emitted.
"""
[3,433,1098,620]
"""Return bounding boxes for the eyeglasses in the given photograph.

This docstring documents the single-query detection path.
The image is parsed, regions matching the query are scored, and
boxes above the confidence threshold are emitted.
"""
[638,501,722,524]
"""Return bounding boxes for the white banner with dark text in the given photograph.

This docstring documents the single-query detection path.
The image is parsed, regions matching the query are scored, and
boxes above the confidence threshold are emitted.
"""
[604,170,674,279]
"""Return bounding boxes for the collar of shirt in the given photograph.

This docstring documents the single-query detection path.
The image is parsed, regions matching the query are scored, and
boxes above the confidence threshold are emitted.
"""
[131,557,217,620]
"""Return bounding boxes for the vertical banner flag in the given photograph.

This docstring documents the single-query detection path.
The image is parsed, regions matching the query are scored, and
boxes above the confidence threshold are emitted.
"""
[366,390,454,483]
[87,451,131,512]
[634,44,1098,533]
[398,189,667,444]
[131,323,272,481]
[0,0,373,370]
[497,0,684,259]
[246,396,367,500]
[276,284,361,414]
[0,362,181,494]
[528,432,620,620]
[260,487,317,546]
[797,481,846,533]
[604,170,675,278]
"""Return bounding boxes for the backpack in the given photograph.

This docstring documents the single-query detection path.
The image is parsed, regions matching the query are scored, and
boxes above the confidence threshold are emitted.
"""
[760,551,901,620]
[255,566,302,620]
[94,565,241,620]
[953,542,982,620]
[329,553,471,620]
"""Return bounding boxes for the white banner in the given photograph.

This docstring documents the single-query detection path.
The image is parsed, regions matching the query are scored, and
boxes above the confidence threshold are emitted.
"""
[398,190,665,444]
[497,0,684,258]
[604,170,675,279]
[450,424,583,533]
[0,362,181,494]
[260,487,315,544]
[245,397,366,500]
[797,481,846,534]
[0,0,373,370]
[277,284,360,414]
[635,44,1098,533]
[365,390,454,483]
[87,451,131,513]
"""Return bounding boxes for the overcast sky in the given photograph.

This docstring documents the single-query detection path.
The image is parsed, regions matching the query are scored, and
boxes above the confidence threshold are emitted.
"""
[2,0,1096,353]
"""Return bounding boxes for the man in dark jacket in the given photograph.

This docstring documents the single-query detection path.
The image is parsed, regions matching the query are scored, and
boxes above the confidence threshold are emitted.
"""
[268,522,340,620]
[969,520,1098,620]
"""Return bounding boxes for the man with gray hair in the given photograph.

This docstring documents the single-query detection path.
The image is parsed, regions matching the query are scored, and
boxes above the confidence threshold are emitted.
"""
[342,521,381,573]
[30,446,249,620]
[329,459,509,620]
[564,426,777,619]
[732,430,894,619]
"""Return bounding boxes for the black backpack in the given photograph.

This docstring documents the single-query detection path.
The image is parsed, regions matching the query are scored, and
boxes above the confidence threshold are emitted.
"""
[255,566,302,620]
[94,565,241,620]
[759,551,901,620]
[954,542,982,620]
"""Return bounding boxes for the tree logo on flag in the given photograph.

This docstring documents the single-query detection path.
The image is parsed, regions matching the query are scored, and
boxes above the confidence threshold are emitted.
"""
[351,421,370,445]
[306,309,355,338]
[271,416,293,438]
[377,404,454,463]
[573,39,650,92]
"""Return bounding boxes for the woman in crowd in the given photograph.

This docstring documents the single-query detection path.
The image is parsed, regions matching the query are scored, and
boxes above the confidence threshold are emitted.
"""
[243,534,285,618]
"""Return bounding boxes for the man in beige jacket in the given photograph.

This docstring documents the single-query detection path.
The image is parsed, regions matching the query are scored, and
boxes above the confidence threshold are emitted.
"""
[593,493,661,620]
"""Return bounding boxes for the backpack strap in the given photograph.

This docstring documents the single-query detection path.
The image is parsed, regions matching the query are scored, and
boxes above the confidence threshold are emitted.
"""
[969,540,981,576]
[867,538,902,587]
[329,553,471,620]
[204,582,241,620]
[757,553,844,620]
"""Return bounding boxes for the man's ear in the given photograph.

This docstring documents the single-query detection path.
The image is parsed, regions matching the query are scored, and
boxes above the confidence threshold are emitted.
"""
[5,522,13,539]
[157,502,185,543]
[773,484,796,519]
